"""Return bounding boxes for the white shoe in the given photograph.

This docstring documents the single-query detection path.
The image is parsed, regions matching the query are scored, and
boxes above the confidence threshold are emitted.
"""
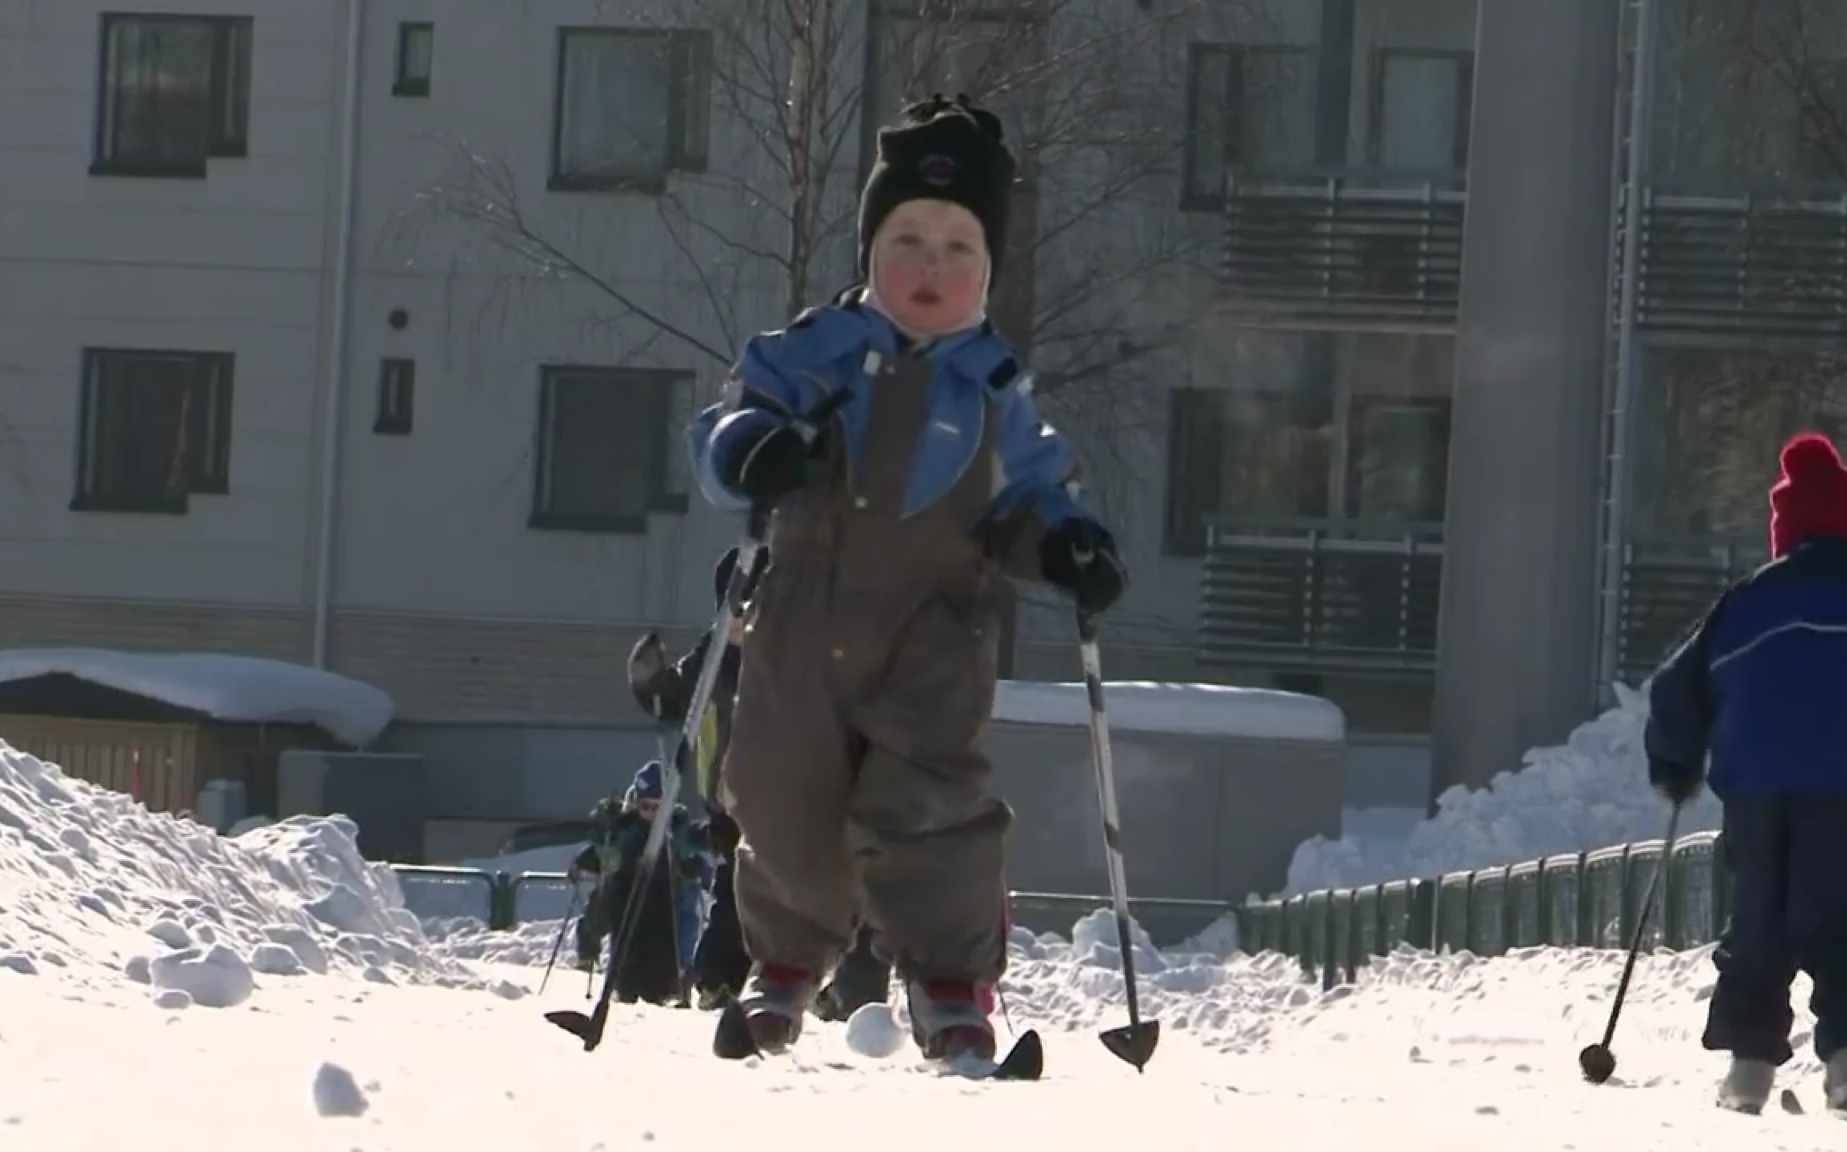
[1718,1058,1776,1113]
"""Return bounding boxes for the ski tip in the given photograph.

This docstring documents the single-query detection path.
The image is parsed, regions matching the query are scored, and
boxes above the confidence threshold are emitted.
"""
[1100,1019,1159,1071]
[991,1029,1044,1081]
[713,996,759,1061]
[545,1008,592,1039]
[545,1004,608,1052]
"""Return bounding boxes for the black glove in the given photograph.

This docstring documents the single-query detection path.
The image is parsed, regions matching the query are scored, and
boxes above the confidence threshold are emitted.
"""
[628,632,690,723]
[722,423,812,503]
[1647,757,1703,806]
[1040,519,1127,616]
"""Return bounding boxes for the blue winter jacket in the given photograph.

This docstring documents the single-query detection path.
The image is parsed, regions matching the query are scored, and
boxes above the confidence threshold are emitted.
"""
[687,302,1087,529]
[1646,535,1847,798]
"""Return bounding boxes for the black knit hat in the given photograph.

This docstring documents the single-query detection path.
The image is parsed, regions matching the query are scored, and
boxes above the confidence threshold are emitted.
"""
[858,94,1016,281]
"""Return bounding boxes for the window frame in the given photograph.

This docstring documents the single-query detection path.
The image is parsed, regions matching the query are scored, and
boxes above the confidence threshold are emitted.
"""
[375,358,415,435]
[73,347,235,515]
[529,365,691,534]
[392,21,434,98]
[1365,47,1474,175]
[1181,40,1320,212]
[547,26,713,193]
[90,12,253,179]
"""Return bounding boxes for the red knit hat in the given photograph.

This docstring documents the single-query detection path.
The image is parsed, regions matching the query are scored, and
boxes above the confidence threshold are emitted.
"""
[1769,432,1847,558]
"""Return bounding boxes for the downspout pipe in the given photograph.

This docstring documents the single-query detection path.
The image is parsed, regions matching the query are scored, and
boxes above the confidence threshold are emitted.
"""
[1595,0,1658,703]
[312,0,365,668]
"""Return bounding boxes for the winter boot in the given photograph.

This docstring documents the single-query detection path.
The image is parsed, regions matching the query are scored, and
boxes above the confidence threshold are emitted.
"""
[906,978,997,1063]
[735,964,818,1053]
[1717,1057,1776,1114]
[1825,1052,1847,1111]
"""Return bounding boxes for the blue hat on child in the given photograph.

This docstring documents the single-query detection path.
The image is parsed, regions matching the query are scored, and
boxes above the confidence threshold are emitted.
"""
[627,760,665,804]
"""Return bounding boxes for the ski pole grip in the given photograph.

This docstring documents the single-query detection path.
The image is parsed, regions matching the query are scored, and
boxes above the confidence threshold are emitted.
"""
[790,386,854,447]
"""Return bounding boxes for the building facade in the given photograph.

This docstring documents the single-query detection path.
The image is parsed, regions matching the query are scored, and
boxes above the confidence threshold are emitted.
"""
[5,0,1822,817]
[0,0,1228,819]
[1198,0,1847,796]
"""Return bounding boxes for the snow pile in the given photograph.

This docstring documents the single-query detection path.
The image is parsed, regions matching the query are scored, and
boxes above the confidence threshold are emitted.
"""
[0,740,486,1002]
[1284,683,1722,895]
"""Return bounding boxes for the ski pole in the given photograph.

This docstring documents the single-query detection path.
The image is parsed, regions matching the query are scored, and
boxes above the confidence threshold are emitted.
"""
[1578,800,1682,1085]
[545,387,851,1052]
[1075,606,1160,1072]
[538,880,583,996]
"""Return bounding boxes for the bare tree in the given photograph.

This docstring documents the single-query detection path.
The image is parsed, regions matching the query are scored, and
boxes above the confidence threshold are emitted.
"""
[391,0,1218,453]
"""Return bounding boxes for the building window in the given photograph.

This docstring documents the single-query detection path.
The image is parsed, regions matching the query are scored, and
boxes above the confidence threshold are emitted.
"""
[1633,347,1847,542]
[91,14,252,178]
[531,366,690,532]
[1345,397,1450,523]
[375,359,414,435]
[1163,336,1335,555]
[74,349,234,514]
[1368,49,1473,177]
[1183,42,1319,210]
[393,22,433,97]
[549,28,712,191]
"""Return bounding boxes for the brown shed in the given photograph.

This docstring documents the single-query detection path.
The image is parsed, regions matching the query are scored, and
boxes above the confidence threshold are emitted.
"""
[0,651,392,818]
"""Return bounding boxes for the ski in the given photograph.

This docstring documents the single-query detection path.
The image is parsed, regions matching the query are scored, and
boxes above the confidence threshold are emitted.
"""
[1778,1088,1847,1117]
[711,997,1044,1080]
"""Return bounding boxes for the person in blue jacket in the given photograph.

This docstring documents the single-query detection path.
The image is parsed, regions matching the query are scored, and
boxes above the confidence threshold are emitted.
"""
[684,94,1126,1062]
[1646,431,1847,1114]
[566,761,714,1005]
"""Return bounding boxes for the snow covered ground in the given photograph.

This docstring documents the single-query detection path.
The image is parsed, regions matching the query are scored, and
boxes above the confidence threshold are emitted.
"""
[4,706,1845,1148]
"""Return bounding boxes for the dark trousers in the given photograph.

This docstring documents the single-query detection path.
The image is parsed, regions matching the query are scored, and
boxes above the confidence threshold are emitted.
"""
[1703,796,1847,1065]
[694,851,751,995]
[574,866,682,1005]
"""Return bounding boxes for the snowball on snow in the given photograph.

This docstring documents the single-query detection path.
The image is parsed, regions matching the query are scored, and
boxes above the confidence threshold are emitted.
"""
[844,1003,908,1059]
[311,1062,370,1118]
[148,944,254,1009]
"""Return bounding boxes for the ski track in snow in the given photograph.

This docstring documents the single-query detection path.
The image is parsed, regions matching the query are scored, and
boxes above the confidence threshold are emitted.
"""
[3,723,1846,1147]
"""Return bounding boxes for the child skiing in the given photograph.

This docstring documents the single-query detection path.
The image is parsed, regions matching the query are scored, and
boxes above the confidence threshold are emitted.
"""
[1646,431,1847,1114]
[627,544,767,1007]
[685,94,1126,1062]
[567,761,714,1006]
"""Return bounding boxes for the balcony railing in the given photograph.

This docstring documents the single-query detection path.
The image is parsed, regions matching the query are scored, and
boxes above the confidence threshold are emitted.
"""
[1198,530,1762,679]
[1636,191,1847,337]
[1199,529,1443,672]
[1221,179,1465,326]
[1616,541,1762,673]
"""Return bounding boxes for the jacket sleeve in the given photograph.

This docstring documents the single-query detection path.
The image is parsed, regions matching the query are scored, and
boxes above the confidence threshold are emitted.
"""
[688,332,813,510]
[1644,594,1727,778]
[569,844,600,876]
[981,377,1091,581]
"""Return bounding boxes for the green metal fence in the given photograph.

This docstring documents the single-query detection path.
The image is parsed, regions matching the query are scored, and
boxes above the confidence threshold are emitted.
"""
[1230,830,1729,989]
[390,830,1730,993]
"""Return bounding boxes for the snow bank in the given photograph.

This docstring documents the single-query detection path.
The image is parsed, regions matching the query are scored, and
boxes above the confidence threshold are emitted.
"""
[994,680,1344,741]
[0,648,393,746]
[0,739,492,1000]
[1283,683,1721,894]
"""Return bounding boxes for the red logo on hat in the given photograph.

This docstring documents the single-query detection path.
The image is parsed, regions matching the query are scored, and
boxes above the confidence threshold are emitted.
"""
[919,154,957,185]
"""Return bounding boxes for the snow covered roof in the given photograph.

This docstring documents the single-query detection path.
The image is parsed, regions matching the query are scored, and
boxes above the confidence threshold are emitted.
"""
[994,680,1344,742]
[0,648,394,747]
